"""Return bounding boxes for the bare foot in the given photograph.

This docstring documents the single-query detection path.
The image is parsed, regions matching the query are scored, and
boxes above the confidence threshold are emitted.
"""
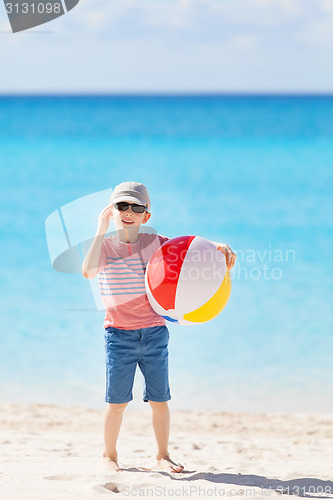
[102,456,121,472]
[157,455,184,473]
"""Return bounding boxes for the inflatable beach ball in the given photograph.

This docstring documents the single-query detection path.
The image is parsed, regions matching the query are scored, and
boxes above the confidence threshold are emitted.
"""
[145,236,232,325]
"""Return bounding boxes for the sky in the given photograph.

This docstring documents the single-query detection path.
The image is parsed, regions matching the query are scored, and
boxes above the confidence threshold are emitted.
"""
[1,0,333,93]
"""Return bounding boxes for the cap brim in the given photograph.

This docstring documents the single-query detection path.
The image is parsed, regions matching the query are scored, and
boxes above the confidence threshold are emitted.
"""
[111,194,149,209]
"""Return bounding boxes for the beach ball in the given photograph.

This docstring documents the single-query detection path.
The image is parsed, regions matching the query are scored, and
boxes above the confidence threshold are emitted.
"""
[145,235,232,325]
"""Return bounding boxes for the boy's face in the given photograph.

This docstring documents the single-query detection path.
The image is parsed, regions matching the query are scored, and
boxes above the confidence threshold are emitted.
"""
[111,201,151,231]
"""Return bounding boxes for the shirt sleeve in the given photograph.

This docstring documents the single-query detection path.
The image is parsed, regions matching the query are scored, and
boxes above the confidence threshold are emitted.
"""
[158,234,170,246]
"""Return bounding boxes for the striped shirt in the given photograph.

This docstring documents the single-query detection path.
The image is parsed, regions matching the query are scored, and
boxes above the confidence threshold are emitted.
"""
[98,232,169,329]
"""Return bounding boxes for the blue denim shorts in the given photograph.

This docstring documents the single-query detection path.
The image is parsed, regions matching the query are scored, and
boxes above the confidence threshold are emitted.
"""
[104,325,171,404]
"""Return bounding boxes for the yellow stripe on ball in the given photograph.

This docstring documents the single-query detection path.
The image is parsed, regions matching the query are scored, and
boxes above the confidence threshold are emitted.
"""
[183,271,232,323]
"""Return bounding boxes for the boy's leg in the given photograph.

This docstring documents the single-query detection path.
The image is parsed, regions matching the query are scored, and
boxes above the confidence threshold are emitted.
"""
[139,326,183,472]
[103,327,140,470]
[149,401,184,473]
[103,402,128,470]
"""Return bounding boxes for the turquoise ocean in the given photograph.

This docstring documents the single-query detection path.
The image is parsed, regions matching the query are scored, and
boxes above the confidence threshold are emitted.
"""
[0,95,332,413]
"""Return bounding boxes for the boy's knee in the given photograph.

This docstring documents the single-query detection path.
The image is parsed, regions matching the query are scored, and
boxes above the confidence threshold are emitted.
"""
[108,402,128,413]
[148,400,169,411]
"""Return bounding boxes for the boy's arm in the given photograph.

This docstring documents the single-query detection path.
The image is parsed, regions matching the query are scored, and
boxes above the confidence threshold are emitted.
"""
[82,204,113,279]
[210,241,237,270]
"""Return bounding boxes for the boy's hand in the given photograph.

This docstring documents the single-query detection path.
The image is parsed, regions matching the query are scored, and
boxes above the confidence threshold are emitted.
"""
[216,244,237,270]
[97,204,113,235]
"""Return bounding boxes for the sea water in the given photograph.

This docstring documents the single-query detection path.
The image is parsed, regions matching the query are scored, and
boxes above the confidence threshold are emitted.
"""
[0,95,332,413]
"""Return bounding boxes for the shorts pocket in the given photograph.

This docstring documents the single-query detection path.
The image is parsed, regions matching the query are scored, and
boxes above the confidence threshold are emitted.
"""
[104,328,117,343]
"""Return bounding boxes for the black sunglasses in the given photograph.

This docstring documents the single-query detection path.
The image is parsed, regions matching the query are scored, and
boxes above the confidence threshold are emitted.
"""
[114,202,147,213]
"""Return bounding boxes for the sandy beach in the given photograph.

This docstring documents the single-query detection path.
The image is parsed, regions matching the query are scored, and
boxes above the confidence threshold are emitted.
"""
[1,404,333,499]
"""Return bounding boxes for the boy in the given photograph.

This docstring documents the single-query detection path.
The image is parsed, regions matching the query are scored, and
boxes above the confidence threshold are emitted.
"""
[82,182,236,473]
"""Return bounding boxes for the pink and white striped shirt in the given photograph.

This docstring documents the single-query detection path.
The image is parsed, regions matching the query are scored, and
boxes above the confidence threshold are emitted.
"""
[98,232,169,329]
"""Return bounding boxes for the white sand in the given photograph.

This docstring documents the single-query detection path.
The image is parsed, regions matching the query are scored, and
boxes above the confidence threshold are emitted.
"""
[1,404,333,499]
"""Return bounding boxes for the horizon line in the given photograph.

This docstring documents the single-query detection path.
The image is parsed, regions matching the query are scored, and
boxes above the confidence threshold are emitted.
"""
[1,91,333,97]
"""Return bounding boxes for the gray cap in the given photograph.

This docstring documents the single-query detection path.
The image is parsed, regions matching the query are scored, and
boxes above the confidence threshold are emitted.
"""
[110,182,151,211]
